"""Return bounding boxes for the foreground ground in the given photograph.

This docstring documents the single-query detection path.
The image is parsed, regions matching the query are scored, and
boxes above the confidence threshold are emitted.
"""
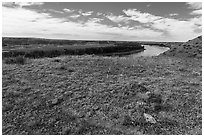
[2,55,202,135]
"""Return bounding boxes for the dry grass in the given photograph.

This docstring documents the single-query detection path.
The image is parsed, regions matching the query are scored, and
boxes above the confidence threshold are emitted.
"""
[2,55,202,135]
[4,56,27,65]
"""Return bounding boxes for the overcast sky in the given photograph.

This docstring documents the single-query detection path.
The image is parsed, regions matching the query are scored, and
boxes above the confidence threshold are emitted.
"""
[2,2,202,42]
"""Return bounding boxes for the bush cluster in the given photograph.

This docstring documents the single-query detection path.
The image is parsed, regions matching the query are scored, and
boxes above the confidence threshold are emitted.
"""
[4,56,26,65]
[3,43,144,58]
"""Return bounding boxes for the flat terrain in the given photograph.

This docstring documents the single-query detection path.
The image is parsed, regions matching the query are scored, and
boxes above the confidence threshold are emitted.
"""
[2,37,145,58]
[2,55,202,134]
[3,37,176,58]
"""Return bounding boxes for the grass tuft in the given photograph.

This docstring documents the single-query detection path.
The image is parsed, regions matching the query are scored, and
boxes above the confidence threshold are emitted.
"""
[4,56,27,65]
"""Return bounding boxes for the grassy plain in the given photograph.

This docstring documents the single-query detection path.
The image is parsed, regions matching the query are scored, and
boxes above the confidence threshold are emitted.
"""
[2,54,202,134]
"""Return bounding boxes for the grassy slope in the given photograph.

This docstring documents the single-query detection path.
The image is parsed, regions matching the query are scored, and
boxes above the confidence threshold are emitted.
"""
[2,55,202,135]
[164,36,202,58]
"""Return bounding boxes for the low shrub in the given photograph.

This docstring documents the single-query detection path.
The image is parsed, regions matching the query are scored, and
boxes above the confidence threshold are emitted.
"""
[4,56,27,65]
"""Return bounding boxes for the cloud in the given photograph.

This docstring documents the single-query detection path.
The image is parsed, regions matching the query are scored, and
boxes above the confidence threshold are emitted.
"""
[2,6,202,42]
[169,13,179,16]
[122,8,201,41]
[186,2,202,9]
[83,21,163,40]
[69,14,80,19]
[48,9,64,14]
[189,16,202,27]
[2,6,90,39]
[105,14,129,23]
[87,18,103,23]
[97,12,103,16]
[16,2,44,7]
[2,2,15,7]
[186,2,202,16]
[151,17,202,41]
[63,8,74,13]
[190,9,202,15]
[3,2,44,8]
[123,9,162,23]
[2,6,163,41]
[79,10,94,16]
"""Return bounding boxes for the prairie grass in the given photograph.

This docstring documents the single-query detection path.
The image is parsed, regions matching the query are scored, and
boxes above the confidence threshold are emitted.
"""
[3,39,144,58]
[2,55,202,135]
[4,56,27,65]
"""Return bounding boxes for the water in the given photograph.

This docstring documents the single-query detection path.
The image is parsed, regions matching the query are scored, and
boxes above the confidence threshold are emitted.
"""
[129,45,170,58]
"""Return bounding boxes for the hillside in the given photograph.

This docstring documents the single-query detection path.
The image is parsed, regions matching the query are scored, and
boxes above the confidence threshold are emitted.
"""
[163,36,202,58]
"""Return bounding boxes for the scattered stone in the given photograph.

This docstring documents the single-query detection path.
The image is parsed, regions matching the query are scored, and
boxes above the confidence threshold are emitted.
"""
[49,97,64,107]
[52,98,59,105]
[143,113,156,124]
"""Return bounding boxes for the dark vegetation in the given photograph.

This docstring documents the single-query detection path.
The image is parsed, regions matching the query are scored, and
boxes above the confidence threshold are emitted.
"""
[3,37,145,58]
[3,43,144,58]
[4,56,27,65]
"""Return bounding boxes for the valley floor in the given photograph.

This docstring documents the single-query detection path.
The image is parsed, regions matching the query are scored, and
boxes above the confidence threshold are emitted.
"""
[2,55,202,135]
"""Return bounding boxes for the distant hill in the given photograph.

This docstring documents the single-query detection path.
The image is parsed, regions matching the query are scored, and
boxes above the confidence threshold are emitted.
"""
[163,36,202,58]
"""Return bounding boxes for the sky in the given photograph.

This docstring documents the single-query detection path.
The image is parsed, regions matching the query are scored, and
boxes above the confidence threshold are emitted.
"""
[2,2,202,42]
